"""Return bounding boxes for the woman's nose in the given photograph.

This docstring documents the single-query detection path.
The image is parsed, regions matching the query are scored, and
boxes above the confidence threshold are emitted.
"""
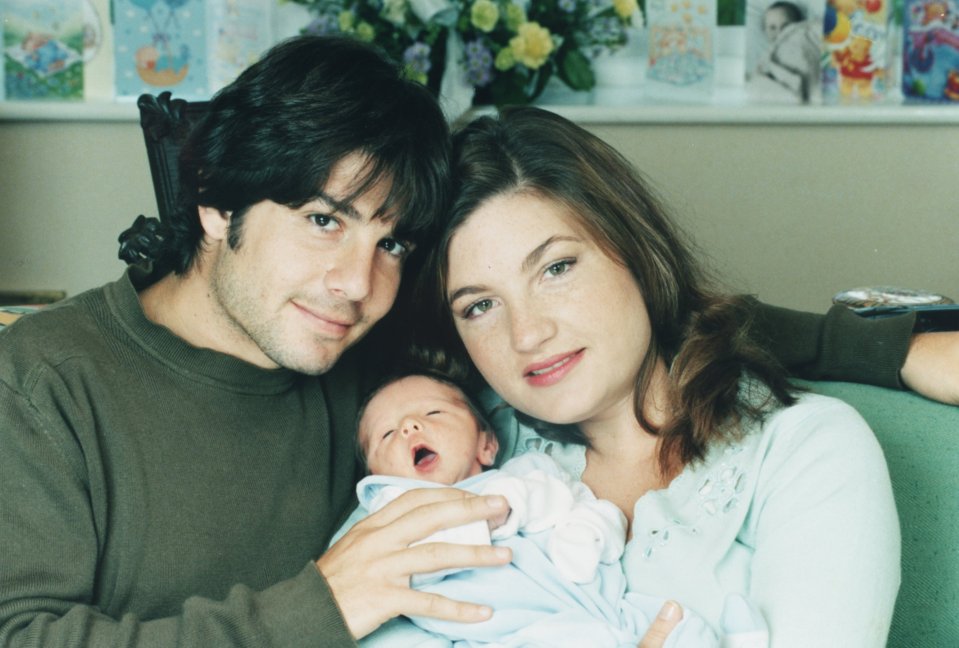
[509,305,556,352]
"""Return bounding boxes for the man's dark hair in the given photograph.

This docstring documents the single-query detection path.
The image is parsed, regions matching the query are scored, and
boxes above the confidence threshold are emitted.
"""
[126,35,451,277]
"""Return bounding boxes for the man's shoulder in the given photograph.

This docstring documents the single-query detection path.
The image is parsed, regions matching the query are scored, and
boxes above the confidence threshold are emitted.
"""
[0,284,114,384]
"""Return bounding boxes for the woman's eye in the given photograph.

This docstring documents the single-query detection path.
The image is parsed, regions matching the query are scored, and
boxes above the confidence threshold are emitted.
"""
[379,237,411,259]
[464,298,494,319]
[308,213,340,231]
[545,259,574,277]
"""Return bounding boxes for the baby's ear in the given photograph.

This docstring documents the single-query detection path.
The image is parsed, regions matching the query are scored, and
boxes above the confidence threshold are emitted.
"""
[478,430,499,468]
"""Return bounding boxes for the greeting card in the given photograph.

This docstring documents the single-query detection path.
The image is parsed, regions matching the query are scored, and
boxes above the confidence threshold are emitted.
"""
[745,0,825,103]
[113,0,208,100]
[902,0,959,102]
[3,0,85,99]
[645,0,717,100]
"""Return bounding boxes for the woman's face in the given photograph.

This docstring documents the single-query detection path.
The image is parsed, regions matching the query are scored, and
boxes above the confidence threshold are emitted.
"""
[446,191,652,427]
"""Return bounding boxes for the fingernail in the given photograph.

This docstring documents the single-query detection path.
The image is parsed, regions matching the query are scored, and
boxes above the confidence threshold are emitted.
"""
[494,546,511,560]
[476,606,493,620]
[487,495,507,510]
[659,601,681,621]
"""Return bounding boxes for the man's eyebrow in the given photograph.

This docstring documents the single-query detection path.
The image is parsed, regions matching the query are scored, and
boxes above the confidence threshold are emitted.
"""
[315,191,360,220]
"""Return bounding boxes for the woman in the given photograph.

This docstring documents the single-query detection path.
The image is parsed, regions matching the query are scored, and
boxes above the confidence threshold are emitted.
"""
[414,107,900,646]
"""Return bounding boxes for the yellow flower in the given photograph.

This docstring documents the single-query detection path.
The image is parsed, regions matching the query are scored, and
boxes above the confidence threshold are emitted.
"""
[504,3,526,31]
[356,21,376,42]
[494,47,516,71]
[509,22,553,69]
[381,0,409,26]
[338,10,355,31]
[404,67,428,85]
[613,0,638,19]
[470,0,500,33]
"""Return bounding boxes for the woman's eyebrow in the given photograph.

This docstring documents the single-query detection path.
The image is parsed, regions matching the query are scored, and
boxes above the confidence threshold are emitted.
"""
[448,235,580,305]
[521,235,578,273]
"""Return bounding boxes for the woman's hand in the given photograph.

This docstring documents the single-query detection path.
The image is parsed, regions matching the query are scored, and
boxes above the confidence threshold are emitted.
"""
[316,488,511,640]
[900,331,959,405]
[637,601,683,648]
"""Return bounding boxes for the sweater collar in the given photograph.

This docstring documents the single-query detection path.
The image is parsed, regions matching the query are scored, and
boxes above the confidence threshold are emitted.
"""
[105,268,300,394]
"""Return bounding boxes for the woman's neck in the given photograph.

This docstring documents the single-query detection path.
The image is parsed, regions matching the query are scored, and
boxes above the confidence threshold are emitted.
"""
[579,356,671,458]
[579,358,680,529]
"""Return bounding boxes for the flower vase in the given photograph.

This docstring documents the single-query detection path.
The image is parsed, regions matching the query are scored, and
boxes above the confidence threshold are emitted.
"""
[535,75,594,106]
[592,27,648,105]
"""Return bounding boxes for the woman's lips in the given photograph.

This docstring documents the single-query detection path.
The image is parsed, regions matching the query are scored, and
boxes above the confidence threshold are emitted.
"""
[523,349,584,387]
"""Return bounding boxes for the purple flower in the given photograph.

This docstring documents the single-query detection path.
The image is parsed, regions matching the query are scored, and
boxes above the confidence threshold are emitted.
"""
[403,42,433,76]
[304,13,340,36]
[464,39,494,86]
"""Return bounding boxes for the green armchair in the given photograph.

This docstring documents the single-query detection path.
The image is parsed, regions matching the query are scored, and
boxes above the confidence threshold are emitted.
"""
[803,381,959,647]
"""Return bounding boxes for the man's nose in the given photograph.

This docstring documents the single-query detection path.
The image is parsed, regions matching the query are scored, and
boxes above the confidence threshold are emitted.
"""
[324,239,375,302]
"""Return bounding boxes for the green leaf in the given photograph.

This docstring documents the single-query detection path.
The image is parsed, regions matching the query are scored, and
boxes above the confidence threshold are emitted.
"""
[558,48,595,92]
[490,71,534,106]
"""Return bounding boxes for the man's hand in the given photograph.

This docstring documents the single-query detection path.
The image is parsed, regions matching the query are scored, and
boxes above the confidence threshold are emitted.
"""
[638,601,682,648]
[900,331,959,405]
[316,488,512,639]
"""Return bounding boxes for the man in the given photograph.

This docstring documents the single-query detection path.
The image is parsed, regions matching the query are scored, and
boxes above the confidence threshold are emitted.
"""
[0,36,512,646]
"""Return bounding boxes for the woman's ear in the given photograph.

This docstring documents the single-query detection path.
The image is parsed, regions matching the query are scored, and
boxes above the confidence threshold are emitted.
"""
[197,206,231,242]
[477,430,500,468]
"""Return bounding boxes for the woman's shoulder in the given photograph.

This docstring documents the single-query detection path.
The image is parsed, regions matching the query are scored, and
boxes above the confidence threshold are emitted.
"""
[759,391,877,455]
[749,390,890,495]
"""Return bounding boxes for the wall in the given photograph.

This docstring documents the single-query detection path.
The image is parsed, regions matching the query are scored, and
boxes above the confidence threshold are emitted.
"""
[0,117,956,312]
[587,121,959,310]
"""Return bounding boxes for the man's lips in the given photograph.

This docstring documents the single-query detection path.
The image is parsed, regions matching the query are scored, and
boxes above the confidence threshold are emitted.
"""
[523,349,584,387]
[292,302,357,336]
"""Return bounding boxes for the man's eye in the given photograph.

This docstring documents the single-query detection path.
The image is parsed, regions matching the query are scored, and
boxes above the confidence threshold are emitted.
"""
[380,237,411,259]
[308,214,340,231]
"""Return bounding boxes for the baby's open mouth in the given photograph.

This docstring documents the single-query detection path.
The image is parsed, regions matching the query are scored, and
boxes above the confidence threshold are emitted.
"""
[412,444,438,469]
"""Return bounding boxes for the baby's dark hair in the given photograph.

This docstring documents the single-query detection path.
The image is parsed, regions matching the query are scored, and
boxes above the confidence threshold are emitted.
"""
[766,1,805,22]
[354,370,494,467]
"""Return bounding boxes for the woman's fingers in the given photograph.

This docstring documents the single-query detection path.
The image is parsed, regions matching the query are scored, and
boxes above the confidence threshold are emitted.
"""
[637,601,683,648]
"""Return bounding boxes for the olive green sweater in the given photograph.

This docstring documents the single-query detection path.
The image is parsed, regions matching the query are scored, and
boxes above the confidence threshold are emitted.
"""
[0,272,915,647]
[0,272,362,646]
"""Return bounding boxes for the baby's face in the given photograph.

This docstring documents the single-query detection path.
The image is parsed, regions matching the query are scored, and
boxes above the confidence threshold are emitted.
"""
[763,7,793,41]
[359,376,498,484]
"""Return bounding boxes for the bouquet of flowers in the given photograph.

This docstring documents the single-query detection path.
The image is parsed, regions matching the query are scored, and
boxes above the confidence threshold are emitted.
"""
[286,0,642,106]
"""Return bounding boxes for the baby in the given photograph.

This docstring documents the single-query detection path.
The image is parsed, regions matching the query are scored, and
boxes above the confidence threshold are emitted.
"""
[354,372,769,647]
[752,1,822,102]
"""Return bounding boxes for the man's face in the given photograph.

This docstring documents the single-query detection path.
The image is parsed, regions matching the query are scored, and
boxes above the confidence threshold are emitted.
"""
[200,153,410,374]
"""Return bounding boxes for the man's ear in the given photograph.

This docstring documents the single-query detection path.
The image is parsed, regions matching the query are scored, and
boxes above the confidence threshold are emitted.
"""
[197,205,230,242]
[477,430,499,468]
